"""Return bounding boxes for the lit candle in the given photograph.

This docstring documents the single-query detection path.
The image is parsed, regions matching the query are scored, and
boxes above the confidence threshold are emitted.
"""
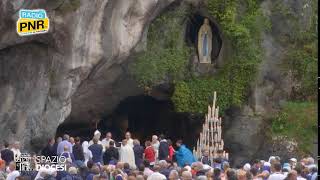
[213,92,216,114]
[215,107,219,120]
[218,126,221,141]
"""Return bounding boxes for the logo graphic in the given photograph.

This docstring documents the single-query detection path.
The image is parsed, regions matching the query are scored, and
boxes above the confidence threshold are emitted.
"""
[15,153,67,171]
[16,9,50,36]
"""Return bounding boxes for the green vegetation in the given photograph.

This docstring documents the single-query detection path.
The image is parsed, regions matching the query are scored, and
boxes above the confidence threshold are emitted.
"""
[131,1,269,113]
[273,0,318,101]
[271,101,317,154]
[172,0,270,113]
[130,9,191,87]
[269,0,318,155]
[57,0,81,13]
[130,0,318,155]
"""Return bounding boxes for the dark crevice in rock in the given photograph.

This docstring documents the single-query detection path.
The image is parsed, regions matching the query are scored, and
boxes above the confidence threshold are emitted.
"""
[57,94,204,148]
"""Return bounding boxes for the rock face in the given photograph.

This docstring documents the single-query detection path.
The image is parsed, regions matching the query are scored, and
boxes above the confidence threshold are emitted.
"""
[0,0,315,164]
[0,0,183,151]
[223,0,316,165]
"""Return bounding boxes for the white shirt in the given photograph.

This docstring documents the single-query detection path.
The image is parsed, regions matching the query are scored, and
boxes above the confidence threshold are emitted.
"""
[267,172,286,180]
[126,138,134,148]
[82,141,93,165]
[144,167,154,177]
[88,140,102,146]
[11,148,21,161]
[119,144,136,169]
[298,176,307,180]
[147,172,166,180]
[152,141,160,159]
[6,170,20,180]
[101,138,114,151]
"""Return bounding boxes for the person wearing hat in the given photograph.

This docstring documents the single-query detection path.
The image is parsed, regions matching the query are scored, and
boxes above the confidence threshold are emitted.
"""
[262,162,271,173]
[289,158,297,169]
[243,163,251,172]
[89,130,103,146]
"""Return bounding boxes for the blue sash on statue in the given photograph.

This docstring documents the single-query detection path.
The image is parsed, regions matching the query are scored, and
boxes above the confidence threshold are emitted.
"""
[203,33,208,56]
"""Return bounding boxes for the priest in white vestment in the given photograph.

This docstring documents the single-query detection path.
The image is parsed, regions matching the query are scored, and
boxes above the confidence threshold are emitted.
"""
[119,139,136,169]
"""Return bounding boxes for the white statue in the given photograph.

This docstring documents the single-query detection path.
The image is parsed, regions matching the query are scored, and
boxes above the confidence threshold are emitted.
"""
[198,18,212,63]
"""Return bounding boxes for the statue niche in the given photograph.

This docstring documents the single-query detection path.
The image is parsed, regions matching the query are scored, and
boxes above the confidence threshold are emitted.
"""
[197,18,212,64]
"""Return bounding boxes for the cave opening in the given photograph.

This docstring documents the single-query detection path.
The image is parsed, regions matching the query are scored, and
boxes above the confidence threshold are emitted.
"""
[56,95,204,148]
[185,13,222,62]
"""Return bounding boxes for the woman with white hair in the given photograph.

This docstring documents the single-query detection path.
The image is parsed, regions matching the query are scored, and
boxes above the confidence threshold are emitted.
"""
[169,170,179,180]
[82,141,93,165]
[11,141,21,161]
[151,135,160,161]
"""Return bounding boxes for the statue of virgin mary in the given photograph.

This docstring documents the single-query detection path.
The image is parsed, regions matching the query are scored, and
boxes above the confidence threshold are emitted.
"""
[198,18,212,63]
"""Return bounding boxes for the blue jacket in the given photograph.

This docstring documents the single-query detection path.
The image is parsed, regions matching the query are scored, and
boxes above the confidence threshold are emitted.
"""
[175,145,195,167]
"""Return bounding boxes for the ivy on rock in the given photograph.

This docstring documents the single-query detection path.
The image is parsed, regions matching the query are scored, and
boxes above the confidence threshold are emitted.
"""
[131,1,270,113]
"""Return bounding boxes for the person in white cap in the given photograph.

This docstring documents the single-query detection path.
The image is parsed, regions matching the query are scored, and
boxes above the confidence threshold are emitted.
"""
[184,165,192,172]
[268,156,277,165]
[243,163,251,172]
[89,130,103,146]
[289,158,297,169]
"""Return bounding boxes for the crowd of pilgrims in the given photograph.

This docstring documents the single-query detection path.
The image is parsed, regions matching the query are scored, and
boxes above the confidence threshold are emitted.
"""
[0,130,318,180]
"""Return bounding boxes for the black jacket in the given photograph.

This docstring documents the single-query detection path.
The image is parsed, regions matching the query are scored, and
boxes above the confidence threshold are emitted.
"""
[73,144,85,161]
[41,144,56,157]
[103,146,119,165]
[158,140,169,160]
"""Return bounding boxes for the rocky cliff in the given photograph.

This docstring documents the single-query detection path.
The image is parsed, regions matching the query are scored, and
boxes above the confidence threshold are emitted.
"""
[0,0,188,151]
[0,0,317,165]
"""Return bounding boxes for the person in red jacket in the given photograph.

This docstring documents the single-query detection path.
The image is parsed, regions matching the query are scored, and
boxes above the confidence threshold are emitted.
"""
[144,140,155,166]
[167,139,175,161]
